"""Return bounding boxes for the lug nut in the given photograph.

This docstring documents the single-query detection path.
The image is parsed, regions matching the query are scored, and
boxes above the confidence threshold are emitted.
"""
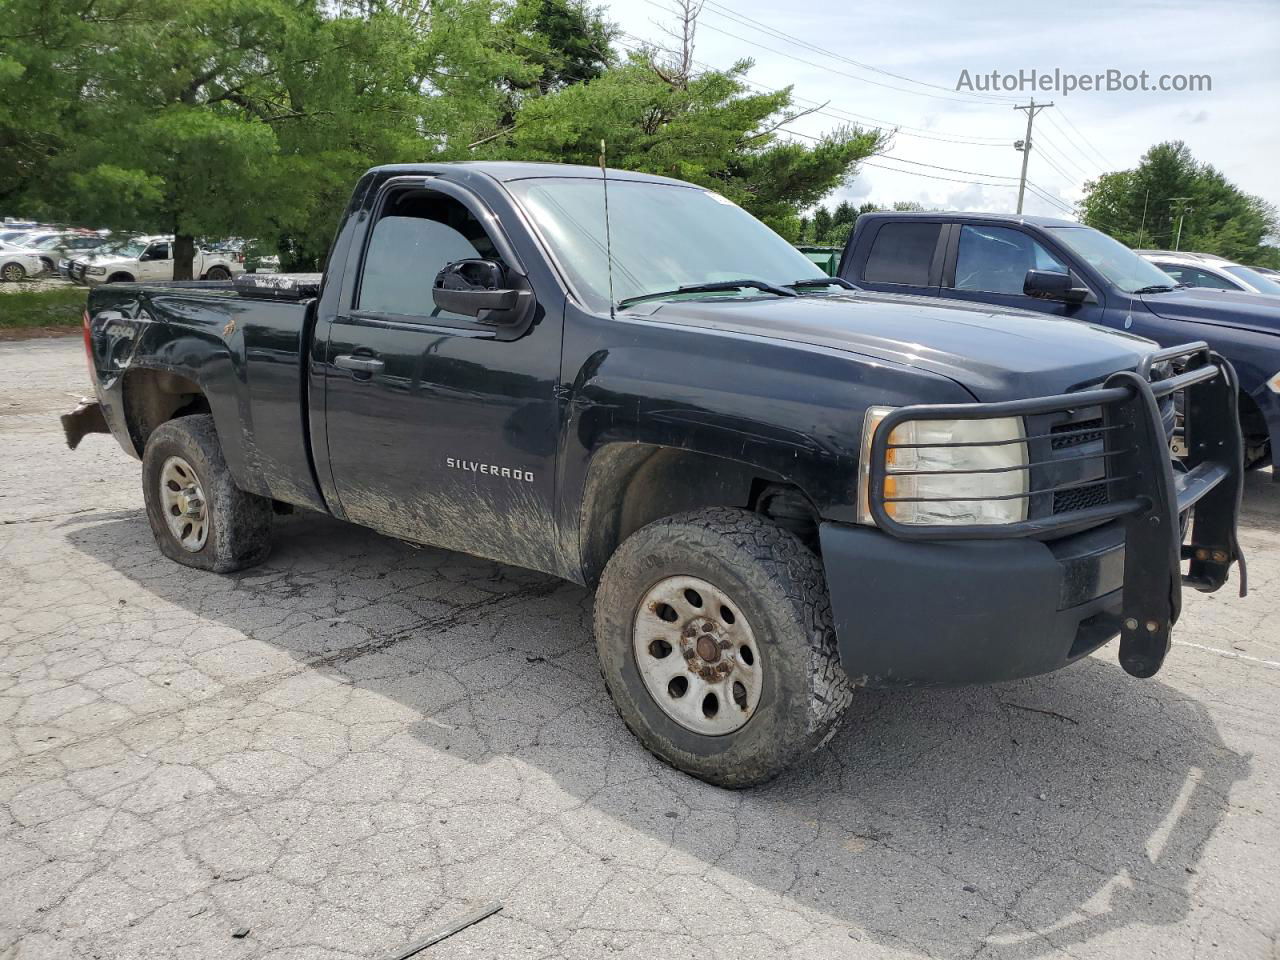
[1124,618,1138,630]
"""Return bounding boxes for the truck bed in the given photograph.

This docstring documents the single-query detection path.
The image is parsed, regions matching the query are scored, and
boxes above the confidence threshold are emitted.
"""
[84,276,328,513]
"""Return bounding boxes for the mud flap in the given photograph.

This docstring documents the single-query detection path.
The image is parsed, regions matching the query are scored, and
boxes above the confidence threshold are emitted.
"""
[61,399,109,450]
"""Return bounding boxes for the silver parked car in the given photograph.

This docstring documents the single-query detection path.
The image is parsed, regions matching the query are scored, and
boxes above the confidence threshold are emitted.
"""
[0,241,48,282]
[1138,250,1280,297]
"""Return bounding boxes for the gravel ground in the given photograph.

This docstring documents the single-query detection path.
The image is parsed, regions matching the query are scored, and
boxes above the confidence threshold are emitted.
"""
[1,336,1278,960]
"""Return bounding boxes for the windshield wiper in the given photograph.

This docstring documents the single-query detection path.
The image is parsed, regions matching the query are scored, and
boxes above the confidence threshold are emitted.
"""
[1131,284,1178,294]
[617,278,799,310]
[788,277,857,291]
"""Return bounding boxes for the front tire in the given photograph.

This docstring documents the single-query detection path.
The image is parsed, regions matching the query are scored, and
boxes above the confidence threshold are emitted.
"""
[142,415,273,573]
[594,507,852,788]
[1,262,26,282]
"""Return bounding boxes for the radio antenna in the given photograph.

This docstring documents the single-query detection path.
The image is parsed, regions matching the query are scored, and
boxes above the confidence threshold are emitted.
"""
[599,139,616,319]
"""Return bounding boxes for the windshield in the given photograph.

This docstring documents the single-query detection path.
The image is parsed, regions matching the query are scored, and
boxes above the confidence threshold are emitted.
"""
[505,177,825,311]
[1224,264,1280,295]
[98,239,146,259]
[1046,226,1180,293]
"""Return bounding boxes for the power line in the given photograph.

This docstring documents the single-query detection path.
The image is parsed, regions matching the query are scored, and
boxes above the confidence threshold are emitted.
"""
[695,0,1020,106]
[1037,114,1107,178]
[1033,133,1095,182]
[1053,109,1116,170]
[616,34,1011,147]
[674,12,1021,107]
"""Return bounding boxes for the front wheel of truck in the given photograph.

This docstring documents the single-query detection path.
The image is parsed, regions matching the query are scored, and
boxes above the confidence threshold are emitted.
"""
[141,415,273,573]
[594,507,853,788]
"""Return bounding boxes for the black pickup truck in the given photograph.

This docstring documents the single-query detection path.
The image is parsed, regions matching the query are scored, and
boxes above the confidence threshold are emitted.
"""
[839,212,1280,473]
[65,162,1245,787]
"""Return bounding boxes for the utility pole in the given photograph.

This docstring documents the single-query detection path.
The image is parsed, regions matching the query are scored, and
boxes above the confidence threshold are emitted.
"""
[1013,98,1054,214]
[1167,197,1194,251]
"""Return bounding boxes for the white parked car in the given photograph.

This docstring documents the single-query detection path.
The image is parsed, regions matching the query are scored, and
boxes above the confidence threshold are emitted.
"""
[0,241,47,282]
[74,235,243,286]
[1138,250,1280,297]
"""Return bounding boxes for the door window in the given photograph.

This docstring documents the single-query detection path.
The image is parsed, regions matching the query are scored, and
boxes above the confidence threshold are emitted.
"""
[142,242,170,261]
[358,190,504,321]
[862,222,941,285]
[954,225,1068,295]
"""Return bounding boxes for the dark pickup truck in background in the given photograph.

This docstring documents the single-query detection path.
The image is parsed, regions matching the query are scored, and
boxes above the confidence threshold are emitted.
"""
[839,212,1280,474]
[65,162,1245,787]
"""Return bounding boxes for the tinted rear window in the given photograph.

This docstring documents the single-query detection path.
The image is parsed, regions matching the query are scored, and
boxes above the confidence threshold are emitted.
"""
[862,222,941,285]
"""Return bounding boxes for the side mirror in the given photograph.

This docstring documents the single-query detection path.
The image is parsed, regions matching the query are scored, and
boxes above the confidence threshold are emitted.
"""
[1024,269,1090,304]
[432,259,532,326]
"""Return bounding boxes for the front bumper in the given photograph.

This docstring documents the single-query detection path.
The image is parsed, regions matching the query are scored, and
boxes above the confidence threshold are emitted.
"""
[833,342,1245,687]
[821,520,1126,686]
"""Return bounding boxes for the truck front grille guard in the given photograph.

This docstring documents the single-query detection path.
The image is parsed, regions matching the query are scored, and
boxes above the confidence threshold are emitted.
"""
[867,341,1246,679]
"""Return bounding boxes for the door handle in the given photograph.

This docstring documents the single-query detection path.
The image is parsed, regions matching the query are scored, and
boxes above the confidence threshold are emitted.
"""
[334,354,385,375]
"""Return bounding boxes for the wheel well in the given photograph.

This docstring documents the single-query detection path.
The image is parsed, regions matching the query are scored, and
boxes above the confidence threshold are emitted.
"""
[107,272,135,284]
[578,444,820,585]
[122,368,210,453]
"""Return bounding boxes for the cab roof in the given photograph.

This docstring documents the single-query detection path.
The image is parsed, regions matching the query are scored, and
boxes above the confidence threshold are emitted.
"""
[366,160,695,187]
[858,210,1084,228]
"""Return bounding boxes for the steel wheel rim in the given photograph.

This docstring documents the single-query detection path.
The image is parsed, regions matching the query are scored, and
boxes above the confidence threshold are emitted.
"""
[159,456,209,552]
[632,575,762,736]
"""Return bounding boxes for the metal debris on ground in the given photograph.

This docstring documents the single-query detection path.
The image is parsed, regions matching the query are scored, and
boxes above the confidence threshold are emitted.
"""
[380,902,503,960]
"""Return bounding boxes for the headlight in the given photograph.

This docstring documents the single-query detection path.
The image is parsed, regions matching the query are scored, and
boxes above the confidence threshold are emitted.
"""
[1267,370,1280,394]
[88,266,106,275]
[858,406,1029,526]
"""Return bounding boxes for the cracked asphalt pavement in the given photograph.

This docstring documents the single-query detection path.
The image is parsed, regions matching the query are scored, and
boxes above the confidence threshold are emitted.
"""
[2,337,1278,960]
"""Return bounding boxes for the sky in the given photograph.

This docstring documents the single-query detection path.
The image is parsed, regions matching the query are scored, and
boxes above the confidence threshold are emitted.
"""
[603,0,1280,222]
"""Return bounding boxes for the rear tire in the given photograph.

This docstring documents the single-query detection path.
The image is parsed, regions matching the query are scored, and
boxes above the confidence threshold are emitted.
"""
[205,266,231,281]
[594,507,852,788]
[1,262,26,282]
[142,415,273,573]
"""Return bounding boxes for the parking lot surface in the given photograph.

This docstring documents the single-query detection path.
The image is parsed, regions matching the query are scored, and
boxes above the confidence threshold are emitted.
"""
[2,336,1278,960]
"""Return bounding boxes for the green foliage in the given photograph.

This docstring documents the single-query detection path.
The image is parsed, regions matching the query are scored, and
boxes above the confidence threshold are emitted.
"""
[801,199,933,243]
[1079,141,1279,266]
[1,0,884,269]
[471,53,884,236]
[0,287,85,330]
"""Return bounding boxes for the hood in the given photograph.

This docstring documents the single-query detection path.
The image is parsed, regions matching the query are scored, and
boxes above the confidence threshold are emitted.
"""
[638,290,1156,401]
[1140,286,1280,337]
[84,253,133,266]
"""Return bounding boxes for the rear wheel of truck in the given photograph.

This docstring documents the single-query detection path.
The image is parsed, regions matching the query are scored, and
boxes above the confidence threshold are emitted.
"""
[204,266,231,281]
[594,507,853,788]
[141,415,273,573]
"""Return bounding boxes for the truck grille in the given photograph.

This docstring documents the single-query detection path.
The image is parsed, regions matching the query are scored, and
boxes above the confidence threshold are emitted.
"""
[1050,417,1104,450]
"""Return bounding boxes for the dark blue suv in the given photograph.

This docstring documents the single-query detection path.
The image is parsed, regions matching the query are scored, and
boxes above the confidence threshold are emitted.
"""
[840,213,1280,474]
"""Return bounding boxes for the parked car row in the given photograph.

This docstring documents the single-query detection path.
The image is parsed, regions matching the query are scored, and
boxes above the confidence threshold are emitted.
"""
[62,235,244,286]
[0,226,111,282]
[0,220,264,283]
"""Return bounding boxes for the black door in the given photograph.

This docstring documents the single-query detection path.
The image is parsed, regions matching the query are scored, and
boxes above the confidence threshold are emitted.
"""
[322,182,564,575]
